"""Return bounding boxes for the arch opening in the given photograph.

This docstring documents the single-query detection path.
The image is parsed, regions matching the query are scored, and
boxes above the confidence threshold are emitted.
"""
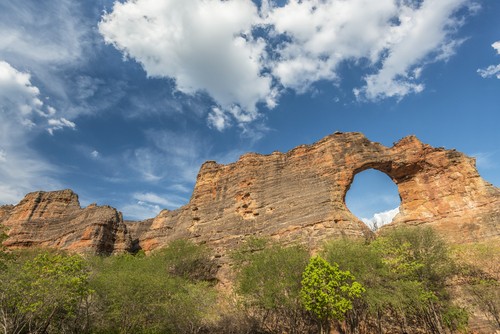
[345,168,401,231]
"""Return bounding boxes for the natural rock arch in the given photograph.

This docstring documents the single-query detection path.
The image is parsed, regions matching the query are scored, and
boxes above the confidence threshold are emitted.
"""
[1,132,499,255]
[135,132,499,254]
[344,167,401,230]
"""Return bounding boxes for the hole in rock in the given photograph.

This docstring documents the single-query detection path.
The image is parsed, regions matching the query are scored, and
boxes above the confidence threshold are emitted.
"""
[345,169,401,231]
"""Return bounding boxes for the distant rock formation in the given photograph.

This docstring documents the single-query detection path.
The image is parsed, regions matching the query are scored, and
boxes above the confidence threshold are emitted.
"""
[0,189,132,254]
[1,132,499,255]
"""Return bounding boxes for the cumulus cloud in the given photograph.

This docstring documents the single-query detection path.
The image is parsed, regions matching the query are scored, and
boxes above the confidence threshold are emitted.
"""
[362,207,399,231]
[477,41,500,79]
[0,60,72,204]
[99,0,274,126]
[0,60,76,135]
[100,0,472,128]
[0,61,45,123]
[354,0,469,100]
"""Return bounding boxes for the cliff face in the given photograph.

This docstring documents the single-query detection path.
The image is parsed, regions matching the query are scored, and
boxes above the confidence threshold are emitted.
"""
[135,132,499,255]
[0,190,132,254]
[1,132,499,255]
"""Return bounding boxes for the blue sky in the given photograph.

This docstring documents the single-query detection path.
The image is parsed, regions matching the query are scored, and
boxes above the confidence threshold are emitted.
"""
[0,0,498,223]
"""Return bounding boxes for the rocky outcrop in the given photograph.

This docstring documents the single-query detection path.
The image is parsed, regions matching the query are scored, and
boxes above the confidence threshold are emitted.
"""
[1,132,499,255]
[0,205,13,223]
[0,190,132,254]
[134,132,499,255]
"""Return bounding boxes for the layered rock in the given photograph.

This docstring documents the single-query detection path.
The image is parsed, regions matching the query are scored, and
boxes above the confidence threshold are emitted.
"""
[134,132,499,255]
[1,132,498,255]
[0,189,132,254]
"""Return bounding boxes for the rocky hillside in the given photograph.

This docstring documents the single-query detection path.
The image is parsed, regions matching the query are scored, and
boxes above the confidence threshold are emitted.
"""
[1,132,499,255]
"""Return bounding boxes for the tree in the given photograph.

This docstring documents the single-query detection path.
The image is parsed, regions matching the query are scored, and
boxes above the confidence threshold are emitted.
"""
[300,255,365,334]
[322,239,389,334]
[90,240,218,333]
[0,251,93,334]
[371,227,466,334]
[233,238,313,333]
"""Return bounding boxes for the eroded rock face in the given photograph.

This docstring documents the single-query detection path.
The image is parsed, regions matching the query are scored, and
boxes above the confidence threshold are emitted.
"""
[0,189,132,254]
[1,133,498,255]
[135,132,499,254]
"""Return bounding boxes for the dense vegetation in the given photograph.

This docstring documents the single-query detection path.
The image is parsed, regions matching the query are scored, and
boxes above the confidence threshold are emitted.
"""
[0,227,498,333]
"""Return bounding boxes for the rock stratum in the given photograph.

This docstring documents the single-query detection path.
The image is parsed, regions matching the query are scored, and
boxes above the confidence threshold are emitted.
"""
[1,132,499,255]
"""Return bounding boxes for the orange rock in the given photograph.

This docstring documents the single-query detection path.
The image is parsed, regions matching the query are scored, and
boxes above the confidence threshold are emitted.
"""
[1,132,498,255]
[1,189,132,254]
[134,132,499,254]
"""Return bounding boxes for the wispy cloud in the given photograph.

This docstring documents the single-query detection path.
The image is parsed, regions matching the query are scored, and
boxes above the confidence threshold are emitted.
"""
[120,192,189,220]
[0,60,75,204]
[471,152,497,170]
[478,41,500,79]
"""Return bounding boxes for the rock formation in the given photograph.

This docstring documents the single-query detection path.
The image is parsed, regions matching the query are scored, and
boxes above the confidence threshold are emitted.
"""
[1,132,499,255]
[0,189,132,254]
[133,132,499,255]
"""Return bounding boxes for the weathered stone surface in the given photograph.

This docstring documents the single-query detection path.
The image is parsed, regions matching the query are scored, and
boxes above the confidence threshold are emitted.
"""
[1,189,132,254]
[1,132,498,255]
[136,132,499,254]
[0,205,13,223]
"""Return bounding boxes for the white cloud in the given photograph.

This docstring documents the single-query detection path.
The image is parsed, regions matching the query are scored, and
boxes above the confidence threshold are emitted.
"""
[0,60,71,204]
[362,207,399,231]
[208,107,231,131]
[99,0,273,126]
[494,41,500,53]
[477,41,500,79]
[0,1,87,66]
[121,192,189,220]
[47,118,76,135]
[0,61,45,122]
[121,201,163,221]
[100,0,472,127]
[0,1,99,123]
[472,152,496,170]
[479,64,500,79]
[90,150,100,159]
[357,0,468,100]
[0,60,76,135]
[126,130,207,183]
[134,192,186,209]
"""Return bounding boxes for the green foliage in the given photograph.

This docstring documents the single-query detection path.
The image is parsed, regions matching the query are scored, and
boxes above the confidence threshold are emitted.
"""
[0,227,495,333]
[466,278,500,329]
[0,250,93,334]
[300,255,364,333]
[89,240,218,334]
[321,228,469,334]
[233,238,312,333]
[375,227,453,288]
[157,239,217,281]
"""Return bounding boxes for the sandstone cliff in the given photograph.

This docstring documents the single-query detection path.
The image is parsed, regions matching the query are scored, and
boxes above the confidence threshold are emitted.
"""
[1,132,498,255]
[0,189,132,254]
[133,132,499,255]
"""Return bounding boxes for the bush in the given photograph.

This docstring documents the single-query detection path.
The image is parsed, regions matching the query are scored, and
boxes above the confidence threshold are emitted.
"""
[0,250,93,334]
[89,240,218,333]
[233,238,313,334]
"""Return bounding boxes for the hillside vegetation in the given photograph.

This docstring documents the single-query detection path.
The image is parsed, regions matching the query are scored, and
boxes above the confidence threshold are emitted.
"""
[0,227,498,334]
